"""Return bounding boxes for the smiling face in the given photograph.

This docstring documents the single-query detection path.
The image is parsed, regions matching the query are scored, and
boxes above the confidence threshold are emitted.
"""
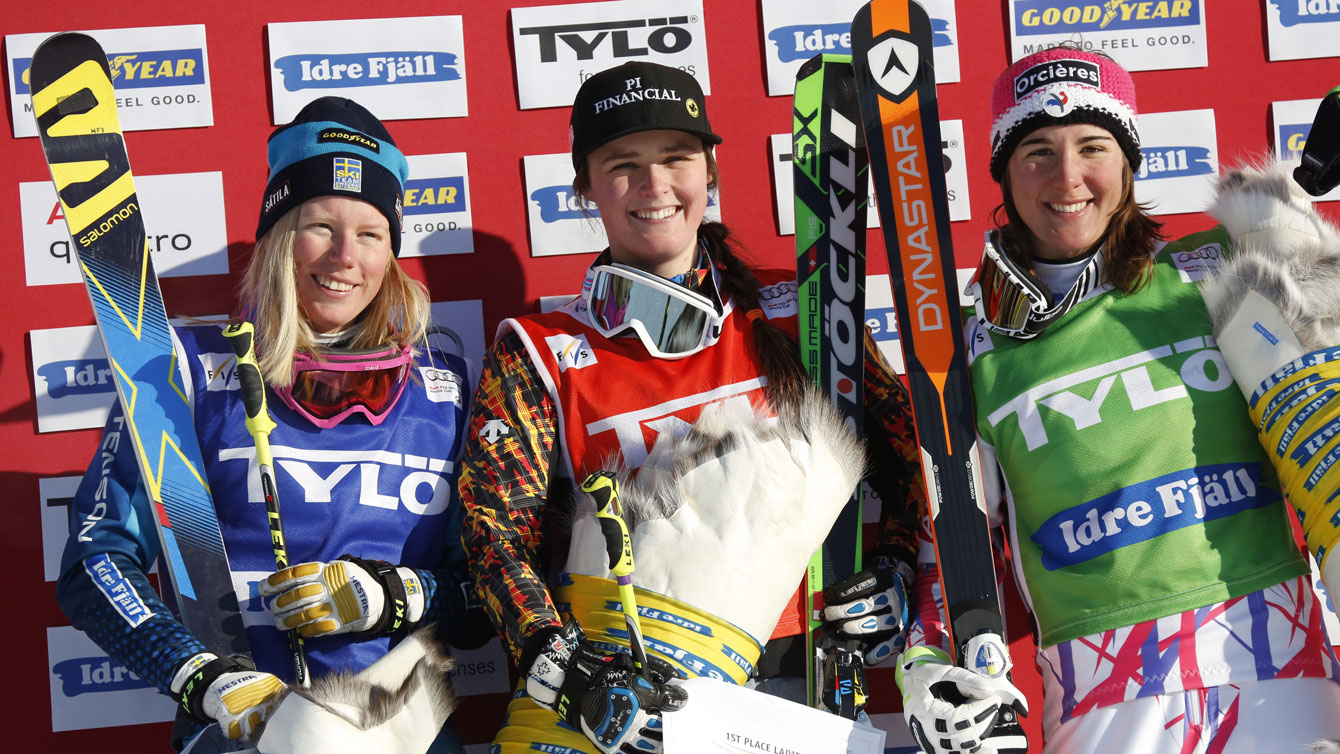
[580,129,714,277]
[1006,123,1128,260]
[292,195,392,333]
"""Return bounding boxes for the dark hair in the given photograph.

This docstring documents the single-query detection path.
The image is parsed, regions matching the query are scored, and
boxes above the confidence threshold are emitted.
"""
[700,222,808,413]
[574,146,806,413]
[993,162,1163,294]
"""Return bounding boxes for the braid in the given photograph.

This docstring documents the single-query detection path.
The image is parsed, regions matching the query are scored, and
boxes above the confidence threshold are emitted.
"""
[702,222,807,413]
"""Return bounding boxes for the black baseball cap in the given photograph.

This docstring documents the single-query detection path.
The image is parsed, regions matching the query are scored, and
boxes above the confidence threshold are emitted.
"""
[569,61,721,170]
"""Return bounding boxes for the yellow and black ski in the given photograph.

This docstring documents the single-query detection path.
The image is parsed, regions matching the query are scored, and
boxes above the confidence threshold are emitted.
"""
[30,32,247,657]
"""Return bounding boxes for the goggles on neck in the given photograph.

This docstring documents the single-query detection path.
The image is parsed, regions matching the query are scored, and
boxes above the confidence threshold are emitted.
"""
[967,230,1104,340]
[274,342,413,428]
[581,252,726,359]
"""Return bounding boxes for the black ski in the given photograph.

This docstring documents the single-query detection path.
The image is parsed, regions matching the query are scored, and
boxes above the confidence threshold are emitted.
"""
[30,32,248,657]
[793,53,869,714]
[851,2,1024,746]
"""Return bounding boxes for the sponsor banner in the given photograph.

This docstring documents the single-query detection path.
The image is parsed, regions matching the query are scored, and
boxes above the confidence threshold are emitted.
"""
[402,153,475,257]
[511,0,710,110]
[31,316,226,434]
[1266,0,1340,61]
[770,120,968,236]
[449,637,511,696]
[1272,97,1340,202]
[7,24,212,138]
[1132,108,1217,216]
[1008,0,1207,71]
[21,171,228,287]
[428,299,487,376]
[31,325,118,434]
[40,476,82,582]
[47,625,176,731]
[523,152,722,257]
[760,0,960,96]
[267,16,467,124]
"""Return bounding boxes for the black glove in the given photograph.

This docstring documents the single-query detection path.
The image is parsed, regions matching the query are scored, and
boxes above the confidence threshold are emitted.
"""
[525,620,687,754]
[821,556,913,665]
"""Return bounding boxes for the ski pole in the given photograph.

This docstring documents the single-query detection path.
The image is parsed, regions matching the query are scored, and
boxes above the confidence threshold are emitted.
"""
[223,321,310,688]
[580,471,651,678]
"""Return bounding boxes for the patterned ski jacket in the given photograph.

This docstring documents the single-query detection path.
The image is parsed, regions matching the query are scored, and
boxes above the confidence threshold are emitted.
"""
[458,265,926,666]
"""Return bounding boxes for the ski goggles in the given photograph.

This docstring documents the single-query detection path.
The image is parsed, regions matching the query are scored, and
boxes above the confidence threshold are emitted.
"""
[274,342,413,428]
[582,257,725,359]
[967,230,1103,340]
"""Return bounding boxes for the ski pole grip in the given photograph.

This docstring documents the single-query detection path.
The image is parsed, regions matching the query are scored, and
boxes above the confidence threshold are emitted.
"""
[223,322,277,436]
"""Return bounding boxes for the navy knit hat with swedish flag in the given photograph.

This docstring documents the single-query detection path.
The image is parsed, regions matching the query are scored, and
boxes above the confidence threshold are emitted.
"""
[257,97,410,255]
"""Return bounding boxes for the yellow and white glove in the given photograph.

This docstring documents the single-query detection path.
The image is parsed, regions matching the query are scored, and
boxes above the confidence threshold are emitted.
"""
[259,556,425,638]
[172,653,285,742]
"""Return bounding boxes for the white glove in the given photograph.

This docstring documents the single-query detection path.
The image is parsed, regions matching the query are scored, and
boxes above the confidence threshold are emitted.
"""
[173,653,286,743]
[259,557,424,638]
[896,642,1028,754]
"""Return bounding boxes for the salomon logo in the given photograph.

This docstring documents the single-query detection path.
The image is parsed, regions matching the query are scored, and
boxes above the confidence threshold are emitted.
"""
[518,17,694,63]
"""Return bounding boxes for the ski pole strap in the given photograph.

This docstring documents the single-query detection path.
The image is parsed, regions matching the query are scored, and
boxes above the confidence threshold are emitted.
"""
[558,572,760,685]
[178,654,255,725]
[341,555,412,636]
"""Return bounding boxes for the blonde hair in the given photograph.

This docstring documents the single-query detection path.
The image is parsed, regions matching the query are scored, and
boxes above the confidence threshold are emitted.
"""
[237,203,431,387]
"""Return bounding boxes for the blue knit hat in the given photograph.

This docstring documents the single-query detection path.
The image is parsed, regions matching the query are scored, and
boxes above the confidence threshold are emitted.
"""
[257,97,410,255]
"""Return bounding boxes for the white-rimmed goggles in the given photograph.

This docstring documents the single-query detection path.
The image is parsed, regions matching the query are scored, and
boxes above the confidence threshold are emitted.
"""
[582,258,725,359]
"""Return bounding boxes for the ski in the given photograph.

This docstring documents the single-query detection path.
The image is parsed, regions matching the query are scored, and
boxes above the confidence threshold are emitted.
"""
[793,53,868,713]
[850,0,1020,734]
[30,32,248,657]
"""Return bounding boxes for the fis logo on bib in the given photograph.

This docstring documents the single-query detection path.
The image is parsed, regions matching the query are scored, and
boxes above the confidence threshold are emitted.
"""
[546,333,597,372]
[1135,146,1213,180]
[1273,0,1340,27]
[767,19,952,64]
[1014,0,1199,35]
[272,51,461,92]
[1279,123,1310,159]
[52,655,153,697]
[38,359,116,400]
[1032,462,1278,569]
[518,15,696,63]
[405,177,467,215]
[197,352,240,391]
[13,47,206,95]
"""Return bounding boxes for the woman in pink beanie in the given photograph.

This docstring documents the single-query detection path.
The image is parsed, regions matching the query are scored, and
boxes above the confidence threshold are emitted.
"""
[894,47,1340,754]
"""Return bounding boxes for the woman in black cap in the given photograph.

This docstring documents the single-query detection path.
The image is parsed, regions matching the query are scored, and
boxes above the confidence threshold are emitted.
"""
[55,96,489,753]
[459,61,926,753]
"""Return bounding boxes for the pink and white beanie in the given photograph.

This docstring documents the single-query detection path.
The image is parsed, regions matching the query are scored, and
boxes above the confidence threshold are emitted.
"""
[988,48,1140,182]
